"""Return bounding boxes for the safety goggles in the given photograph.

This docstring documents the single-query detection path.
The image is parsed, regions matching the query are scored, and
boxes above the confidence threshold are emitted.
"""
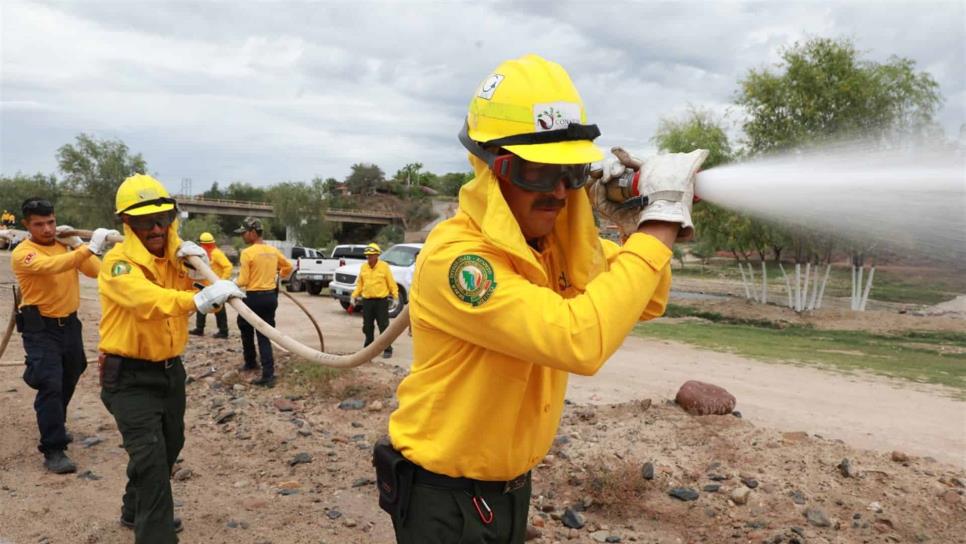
[125,208,178,230]
[492,154,591,193]
[22,199,54,216]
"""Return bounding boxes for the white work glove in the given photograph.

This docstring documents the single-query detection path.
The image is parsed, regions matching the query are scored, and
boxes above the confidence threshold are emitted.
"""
[176,241,210,281]
[591,147,708,241]
[194,280,245,314]
[87,228,120,256]
[55,225,83,249]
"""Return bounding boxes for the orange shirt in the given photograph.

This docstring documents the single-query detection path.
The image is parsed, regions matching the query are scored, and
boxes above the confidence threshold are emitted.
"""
[11,239,100,317]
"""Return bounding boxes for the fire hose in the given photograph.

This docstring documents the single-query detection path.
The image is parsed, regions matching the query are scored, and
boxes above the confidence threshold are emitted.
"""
[0,285,19,366]
[0,229,407,368]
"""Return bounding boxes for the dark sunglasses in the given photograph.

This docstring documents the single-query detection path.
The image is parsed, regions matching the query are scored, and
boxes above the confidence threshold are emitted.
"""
[126,209,178,230]
[492,154,591,193]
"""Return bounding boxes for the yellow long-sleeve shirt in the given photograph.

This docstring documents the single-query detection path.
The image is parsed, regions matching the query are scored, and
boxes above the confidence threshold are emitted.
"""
[198,246,232,286]
[236,243,292,292]
[351,260,399,299]
[388,158,671,481]
[11,239,100,317]
[98,225,196,362]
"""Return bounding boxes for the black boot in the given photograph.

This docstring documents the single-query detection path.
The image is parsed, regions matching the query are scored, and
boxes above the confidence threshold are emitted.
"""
[43,451,77,474]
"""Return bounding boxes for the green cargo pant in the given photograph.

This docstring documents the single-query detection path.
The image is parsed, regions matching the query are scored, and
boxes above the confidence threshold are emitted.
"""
[101,357,186,544]
[392,474,531,544]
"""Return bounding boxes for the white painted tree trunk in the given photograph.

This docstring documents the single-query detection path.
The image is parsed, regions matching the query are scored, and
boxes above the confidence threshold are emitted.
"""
[760,261,768,305]
[850,266,857,310]
[801,263,811,311]
[859,266,876,311]
[779,263,793,308]
[738,262,752,300]
[816,264,831,309]
[794,264,802,312]
[745,263,759,302]
[808,263,821,310]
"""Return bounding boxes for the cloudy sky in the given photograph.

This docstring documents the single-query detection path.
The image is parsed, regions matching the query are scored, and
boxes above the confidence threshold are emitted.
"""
[2,1,963,194]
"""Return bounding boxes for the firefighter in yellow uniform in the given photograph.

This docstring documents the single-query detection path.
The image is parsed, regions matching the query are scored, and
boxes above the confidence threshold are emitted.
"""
[376,55,707,543]
[1,209,15,228]
[98,174,243,543]
[188,232,233,338]
[11,198,115,474]
[351,242,399,358]
[234,217,292,387]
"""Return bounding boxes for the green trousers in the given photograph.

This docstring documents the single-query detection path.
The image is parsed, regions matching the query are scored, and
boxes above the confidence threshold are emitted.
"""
[101,358,186,544]
[392,475,531,544]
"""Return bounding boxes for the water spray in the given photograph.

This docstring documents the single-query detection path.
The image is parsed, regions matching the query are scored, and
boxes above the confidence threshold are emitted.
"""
[599,146,966,262]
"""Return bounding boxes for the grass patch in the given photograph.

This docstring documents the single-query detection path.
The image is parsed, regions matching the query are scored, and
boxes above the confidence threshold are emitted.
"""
[583,459,651,517]
[635,321,966,395]
[663,303,793,329]
[284,357,344,396]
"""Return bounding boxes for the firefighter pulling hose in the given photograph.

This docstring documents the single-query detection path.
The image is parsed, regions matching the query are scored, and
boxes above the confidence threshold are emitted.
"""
[65,228,399,369]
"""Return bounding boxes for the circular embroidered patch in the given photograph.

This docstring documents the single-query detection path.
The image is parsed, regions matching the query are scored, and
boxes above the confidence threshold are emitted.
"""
[448,254,496,307]
[111,261,132,277]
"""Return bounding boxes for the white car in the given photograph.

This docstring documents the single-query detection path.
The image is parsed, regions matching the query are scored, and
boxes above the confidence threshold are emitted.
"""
[328,243,423,318]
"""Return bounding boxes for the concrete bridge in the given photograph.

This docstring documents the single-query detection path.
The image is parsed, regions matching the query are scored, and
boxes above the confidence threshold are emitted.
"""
[174,195,403,225]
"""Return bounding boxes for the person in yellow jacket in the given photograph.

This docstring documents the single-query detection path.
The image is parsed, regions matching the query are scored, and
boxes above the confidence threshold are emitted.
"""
[188,232,233,339]
[98,174,244,542]
[375,55,706,543]
[10,198,116,474]
[234,217,293,387]
[351,242,399,358]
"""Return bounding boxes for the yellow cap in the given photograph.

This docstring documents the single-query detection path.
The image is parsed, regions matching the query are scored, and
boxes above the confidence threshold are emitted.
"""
[199,232,215,243]
[466,54,603,165]
[115,174,175,216]
[364,243,381,255]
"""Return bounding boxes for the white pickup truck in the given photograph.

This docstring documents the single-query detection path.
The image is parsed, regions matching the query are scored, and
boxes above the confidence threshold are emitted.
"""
[289,244,368,295]
[328,243,423,317]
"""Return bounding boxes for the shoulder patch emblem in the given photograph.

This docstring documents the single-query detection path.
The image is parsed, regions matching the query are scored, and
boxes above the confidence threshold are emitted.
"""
[23,252,36,265]
[111,261,132,277]
[448,255,496,307]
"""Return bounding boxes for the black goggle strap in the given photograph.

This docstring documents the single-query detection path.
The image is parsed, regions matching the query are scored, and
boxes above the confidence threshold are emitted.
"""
[118,197,178,215]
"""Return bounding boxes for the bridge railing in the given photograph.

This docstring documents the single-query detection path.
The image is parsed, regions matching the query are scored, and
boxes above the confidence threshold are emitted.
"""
[173,195,403,218]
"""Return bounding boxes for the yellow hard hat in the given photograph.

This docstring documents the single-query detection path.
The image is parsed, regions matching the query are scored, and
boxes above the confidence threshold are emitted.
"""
[199,232,215,243]
[115,174,176,216]
[364,243,381,255]
[461,54,604,165]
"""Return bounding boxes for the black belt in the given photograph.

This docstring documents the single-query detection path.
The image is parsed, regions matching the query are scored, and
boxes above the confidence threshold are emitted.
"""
[41,312,78,328]
[246,290,277,295]
[113,355,181,371]
[413,466,529,495]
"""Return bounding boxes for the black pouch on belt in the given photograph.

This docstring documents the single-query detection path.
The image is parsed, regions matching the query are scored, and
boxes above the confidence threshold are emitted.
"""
[100,354,123,392]
[18,305,43,333]
[372,436,414,522]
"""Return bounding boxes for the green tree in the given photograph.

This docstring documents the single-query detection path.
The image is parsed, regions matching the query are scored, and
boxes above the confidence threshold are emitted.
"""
[736,37,942,154]
[180,214,225,244]
[0,173,64,226]
[268,179,334,248]
[438,172,473,197]
[344,163,385,196]
[56,133,147,228]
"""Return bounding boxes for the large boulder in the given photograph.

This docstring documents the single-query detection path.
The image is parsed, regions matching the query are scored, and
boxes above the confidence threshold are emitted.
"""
[675,380,736,415]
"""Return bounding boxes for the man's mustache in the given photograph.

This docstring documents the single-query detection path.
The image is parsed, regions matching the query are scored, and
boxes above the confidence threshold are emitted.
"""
[533,198,565,210]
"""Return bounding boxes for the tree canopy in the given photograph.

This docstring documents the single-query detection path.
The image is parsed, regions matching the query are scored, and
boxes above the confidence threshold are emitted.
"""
[56,133,147,227]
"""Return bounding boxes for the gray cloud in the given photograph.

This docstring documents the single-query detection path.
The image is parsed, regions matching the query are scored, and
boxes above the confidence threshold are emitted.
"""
[2,1,962,192]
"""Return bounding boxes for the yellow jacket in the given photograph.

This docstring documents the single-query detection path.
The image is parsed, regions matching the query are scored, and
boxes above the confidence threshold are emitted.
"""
[199,246,232,286]
[388,156,671,481]
[11,239,100,317]
[97,224,196,362]
[237,243,292,292]
[351,260,399,299]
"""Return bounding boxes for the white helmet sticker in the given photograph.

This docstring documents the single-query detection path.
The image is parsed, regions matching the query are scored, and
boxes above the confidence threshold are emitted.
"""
[533,102,581,132]
[477,74,504,100]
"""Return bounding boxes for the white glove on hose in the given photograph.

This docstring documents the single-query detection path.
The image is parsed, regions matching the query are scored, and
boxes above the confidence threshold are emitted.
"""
[194,280,245,314]
[55,225,83,249]
[88,228,120,256]
[592,147,708,241]
[176,241,210,280]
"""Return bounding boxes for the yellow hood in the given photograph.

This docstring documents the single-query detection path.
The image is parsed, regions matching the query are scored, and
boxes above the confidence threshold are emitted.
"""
[458,155,607,289]
[118,221,184,272]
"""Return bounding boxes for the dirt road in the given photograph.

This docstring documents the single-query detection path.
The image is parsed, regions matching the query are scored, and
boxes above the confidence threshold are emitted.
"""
[1,251,963,543]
